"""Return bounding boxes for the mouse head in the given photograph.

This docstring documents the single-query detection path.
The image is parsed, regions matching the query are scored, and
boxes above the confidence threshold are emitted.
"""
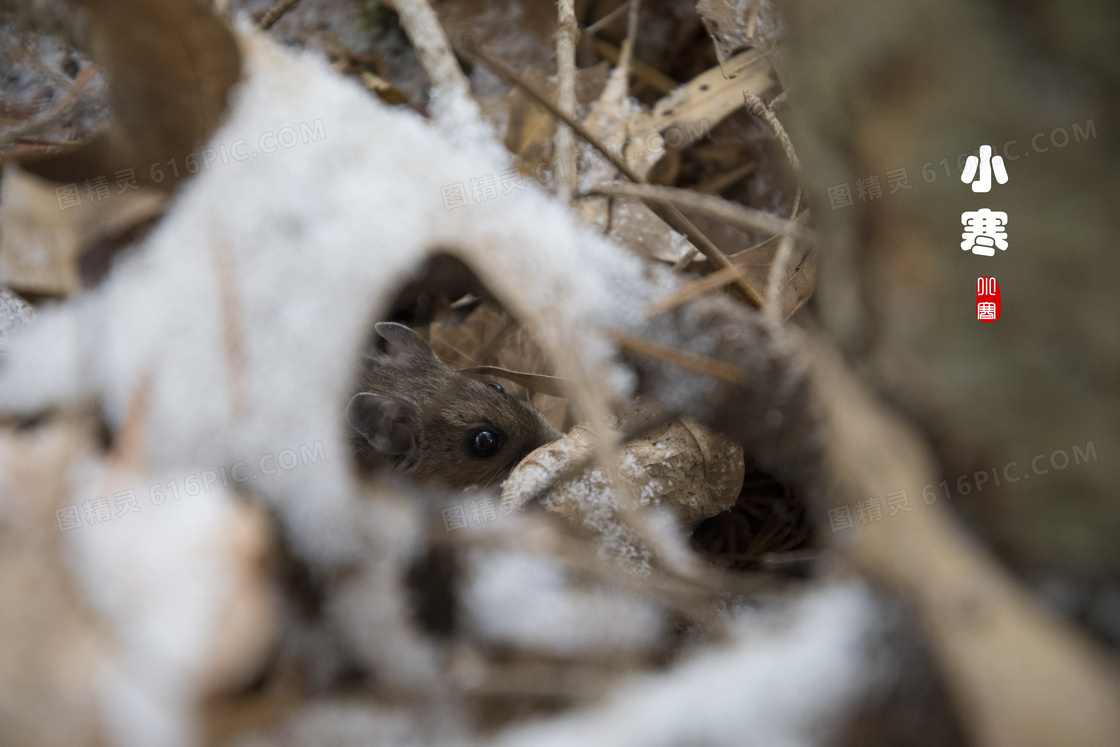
[347,322,560,488]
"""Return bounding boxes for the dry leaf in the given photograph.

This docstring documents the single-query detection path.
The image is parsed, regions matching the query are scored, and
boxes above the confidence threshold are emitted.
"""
[696,0,784,67]
[587,50,778,188]
[0,423,104,747]
[607,199,694,264]
[575,60,653,232]
[22,0,241,190]
[0,164,167,295]
[428,302,512,369]
[501,417,745,567]
[648,50,778,139]
[360,71,410,106]
[725,235,816,318]
[577,51,777,267]
[430,303,570,429]
[504,67,564,173]
[504,63,610,178]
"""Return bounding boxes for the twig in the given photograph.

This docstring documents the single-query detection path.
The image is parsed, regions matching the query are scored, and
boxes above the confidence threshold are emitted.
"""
[461,41,637,180]
[103,372,153,484]
[393,0,473,107]
[651,210,765,303]
[644,263,744,318]
[581,182,815,244]
[554,0,579,203]
[457,366,570,399]
[743,90,800,174]
[764,190,801,321]
[605,329,747,386]
[258,0,302,30]
[592,39,677,95]
[765,234,794,322]
[585,1,630,35]
[693,160,755,194]
[618,0,642,76]
[745,0,761,40]
[210,241,248,421]
[460,40,764,307]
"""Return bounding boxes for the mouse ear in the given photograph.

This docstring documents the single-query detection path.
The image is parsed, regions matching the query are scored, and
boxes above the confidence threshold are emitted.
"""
[346,392,418,456]
[374,322,438,361]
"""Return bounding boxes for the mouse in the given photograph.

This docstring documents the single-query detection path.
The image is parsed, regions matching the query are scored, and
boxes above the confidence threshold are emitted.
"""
[346,322,561,488]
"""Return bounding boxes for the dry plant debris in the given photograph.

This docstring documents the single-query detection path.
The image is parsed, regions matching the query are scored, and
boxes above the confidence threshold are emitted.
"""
[0,0,1116,746]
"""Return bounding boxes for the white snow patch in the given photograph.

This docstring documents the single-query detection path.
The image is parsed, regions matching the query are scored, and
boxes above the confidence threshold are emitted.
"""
[64,467,254,747]
[462,550,665,656]
[493,582,885,747]
[0,287,34,353]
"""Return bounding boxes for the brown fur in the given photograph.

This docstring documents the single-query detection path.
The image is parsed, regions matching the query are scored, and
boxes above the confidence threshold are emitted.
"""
[347,323,560,488]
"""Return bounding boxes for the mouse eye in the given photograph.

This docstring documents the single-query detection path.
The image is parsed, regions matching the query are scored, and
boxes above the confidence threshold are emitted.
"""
[486,381,504,393]
[467,427,504,458]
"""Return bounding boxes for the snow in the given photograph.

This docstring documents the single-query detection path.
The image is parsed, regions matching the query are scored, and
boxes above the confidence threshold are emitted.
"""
[0,288,34,353]
[462,549,665,656]
[493,582,884,747]
[63,460,271,747]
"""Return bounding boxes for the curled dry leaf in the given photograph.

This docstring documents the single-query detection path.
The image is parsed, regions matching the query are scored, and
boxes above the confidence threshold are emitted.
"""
[631,296,819,481]
[501,416,745,568]
[22,0,241,191]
